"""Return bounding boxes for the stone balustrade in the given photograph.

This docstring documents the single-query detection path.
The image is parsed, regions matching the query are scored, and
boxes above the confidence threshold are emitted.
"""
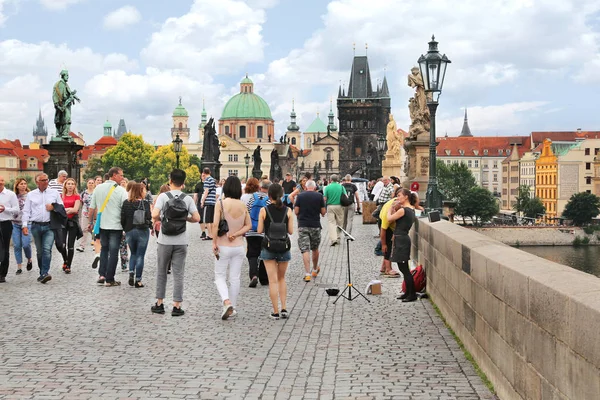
[411,218,600,399]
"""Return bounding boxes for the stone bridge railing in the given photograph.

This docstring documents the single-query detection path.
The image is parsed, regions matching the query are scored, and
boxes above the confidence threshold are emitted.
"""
[411,218,600,400]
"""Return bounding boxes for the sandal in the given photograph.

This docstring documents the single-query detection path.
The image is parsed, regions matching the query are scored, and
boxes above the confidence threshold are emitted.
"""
[385,270,401,278]
[134,282,144,288]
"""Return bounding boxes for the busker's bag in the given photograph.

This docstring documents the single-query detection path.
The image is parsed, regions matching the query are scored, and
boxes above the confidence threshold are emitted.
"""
[263,206,291,253]
[402,264,427,293]
[161,193,188,236]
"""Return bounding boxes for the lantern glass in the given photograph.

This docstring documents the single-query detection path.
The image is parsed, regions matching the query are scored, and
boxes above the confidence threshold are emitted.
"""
[244,153,250,166]
[173,134,183,153]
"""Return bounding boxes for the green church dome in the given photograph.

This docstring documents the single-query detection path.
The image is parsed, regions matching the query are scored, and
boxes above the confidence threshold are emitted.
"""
[221,92,272,120]
[173,98,188,117]
[103,120,112,129]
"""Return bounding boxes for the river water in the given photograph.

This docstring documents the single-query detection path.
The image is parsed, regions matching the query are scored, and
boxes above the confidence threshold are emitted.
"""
[518,246,600,278]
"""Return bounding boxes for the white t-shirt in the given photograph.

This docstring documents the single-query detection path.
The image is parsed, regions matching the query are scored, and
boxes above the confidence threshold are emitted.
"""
[154,190,198,245]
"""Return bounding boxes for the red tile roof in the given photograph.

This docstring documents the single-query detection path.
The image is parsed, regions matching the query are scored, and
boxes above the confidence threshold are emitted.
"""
[436,136,531,157]
[530,131,600,144]
[95,136,118,146]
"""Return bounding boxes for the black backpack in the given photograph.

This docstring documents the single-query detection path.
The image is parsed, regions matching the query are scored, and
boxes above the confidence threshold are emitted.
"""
[263,206,291,253]
[161,192,188,236]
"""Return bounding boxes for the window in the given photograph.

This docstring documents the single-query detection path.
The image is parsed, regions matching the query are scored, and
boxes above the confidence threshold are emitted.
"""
[595,148,600,155]
[586,162,591,170]
[507,149,511,155]
[453,160,458,164]
[228,154,233,162]
[493,161,498,169]
[225,126,230,135]
[587,190,592,194]
[474,160,479,168]
[291,137,296,145]
[483,149,488,155]
[499,149,503,155]
[585,148,590,156]
[586,177,592,184]
[257,126,263,139]
[503,166,508,172]
[493,173,498,182]
[459,149,464,155]
[308,138,312,148]
[239,126,246,139]
[503,177,507,184]
[511,188,517,195]
[228,170,238,176]
[468,160,472,168]
[179,122,183,129]
[502,188,507,195]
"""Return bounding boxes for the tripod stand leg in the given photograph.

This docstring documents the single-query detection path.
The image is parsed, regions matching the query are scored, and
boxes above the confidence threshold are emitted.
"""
[333,284,351,304]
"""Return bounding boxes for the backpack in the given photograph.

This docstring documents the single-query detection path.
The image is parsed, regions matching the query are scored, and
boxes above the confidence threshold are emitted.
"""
[402,264,427,293]
[340,186,352,207]
[161,192,188,236]
[263,206,291,253]
[250,193,268,231]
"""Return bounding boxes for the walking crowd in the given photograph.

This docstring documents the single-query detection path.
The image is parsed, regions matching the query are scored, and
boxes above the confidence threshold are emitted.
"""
[0,166,423,317]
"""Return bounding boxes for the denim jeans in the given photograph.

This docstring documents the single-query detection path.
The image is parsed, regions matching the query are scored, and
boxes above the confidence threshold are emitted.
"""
[30,223,55,277]
[12,223,32,265]
[126,228,149,282]
[99,229,122,283]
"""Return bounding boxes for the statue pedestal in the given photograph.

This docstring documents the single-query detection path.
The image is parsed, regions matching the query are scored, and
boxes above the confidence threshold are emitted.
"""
[252,168,263,180]
[382,148,407,180]
[403,138,430,200]
[43,140,83,185]
[202,161,222,181]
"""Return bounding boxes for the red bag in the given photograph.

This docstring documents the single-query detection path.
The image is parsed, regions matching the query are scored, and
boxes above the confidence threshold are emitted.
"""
[402,265,426,293]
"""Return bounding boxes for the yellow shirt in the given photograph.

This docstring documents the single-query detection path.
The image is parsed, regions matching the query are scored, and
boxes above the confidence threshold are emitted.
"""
[379,198,397,230]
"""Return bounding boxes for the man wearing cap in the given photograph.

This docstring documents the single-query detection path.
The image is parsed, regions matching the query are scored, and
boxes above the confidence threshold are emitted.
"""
[48,170,68,193]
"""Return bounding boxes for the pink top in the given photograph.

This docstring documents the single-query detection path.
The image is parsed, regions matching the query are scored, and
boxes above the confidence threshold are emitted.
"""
[216,199,247,247]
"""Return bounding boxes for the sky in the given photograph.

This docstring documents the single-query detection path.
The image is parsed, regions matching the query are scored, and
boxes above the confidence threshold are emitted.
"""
[0,0,599,146]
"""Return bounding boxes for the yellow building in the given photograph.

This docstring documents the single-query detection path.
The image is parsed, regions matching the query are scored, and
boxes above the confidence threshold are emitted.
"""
[535,139,558,220]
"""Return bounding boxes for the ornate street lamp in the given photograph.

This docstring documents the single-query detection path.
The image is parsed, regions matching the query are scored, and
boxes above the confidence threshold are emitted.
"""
[172,133,183,169]
[244,152,250,180]
[418,35,451,211]
[365,153,372,180]
[376,134,386,176]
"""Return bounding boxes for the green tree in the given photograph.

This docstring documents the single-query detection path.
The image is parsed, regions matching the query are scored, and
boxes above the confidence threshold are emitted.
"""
[456,186,499,226]
[190,154,202,170]
[148,144,192,188]
[523,197,545,219]
[101,133,155,179]
[8,175,37,191]
[184,165,201,190]
[562,192,600,226]
[437,161,477,202]
[83,157,105,181]
[513,184,531,213]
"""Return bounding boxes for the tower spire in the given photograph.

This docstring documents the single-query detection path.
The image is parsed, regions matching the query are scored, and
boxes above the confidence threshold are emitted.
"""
[328,96,337,133]
[459,108,473,137]
[287,98,299,132]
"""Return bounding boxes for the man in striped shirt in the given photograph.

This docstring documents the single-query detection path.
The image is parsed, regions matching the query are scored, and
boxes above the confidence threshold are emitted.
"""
[48,170,68,193]
[200,168,217,241]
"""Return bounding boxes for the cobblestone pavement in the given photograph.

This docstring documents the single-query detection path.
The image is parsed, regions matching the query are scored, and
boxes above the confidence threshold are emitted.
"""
[1,217,496,399]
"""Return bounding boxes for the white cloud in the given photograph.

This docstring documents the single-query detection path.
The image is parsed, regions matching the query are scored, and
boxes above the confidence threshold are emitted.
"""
[39,0,83,10]
[438,102,549,136]
[103,5,141,30]
[141,0,267,75]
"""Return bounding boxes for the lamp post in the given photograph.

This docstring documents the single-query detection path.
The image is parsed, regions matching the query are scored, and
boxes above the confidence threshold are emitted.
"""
[365,154,372,181]
[376,134,386,177]
[172,133,183,169]
[244,153,250,180]
[418,35,451,211]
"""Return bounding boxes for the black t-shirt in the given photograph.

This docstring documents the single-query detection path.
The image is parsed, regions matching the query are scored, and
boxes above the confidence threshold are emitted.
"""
[295,191,325,228]
[194,181,204,206]
[342,183,358,204]
[282,179,297,194]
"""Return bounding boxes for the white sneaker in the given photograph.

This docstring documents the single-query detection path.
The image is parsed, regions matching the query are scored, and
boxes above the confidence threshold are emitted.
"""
[230,310,238,318]
[76,246,84,252]
[221,304,233,320]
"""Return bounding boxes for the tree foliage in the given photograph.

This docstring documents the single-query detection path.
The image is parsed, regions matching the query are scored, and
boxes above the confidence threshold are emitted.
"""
[437,161,477,202]
[101,133,155,180]
[148,144,192,189]
[83,157,105,181]
[513,185,531,213]
[523,197,545,219]
[456,186,500,225]
[190,154,202,170]
[562,192,600,226]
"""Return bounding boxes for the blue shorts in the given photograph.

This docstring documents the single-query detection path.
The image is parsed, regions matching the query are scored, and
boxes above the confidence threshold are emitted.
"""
[260,248,292,262]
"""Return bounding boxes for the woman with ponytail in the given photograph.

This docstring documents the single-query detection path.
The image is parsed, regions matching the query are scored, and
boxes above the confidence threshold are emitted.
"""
[387,188,417,302]
[257,183,294,320]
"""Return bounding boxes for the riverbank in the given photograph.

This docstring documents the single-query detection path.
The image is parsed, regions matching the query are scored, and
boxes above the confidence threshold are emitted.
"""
[470,226,600,246]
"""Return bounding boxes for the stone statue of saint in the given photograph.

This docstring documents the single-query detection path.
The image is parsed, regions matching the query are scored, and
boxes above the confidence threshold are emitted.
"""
[386,113,403,159]
[210,121,220,162]
[407,67,430,140]
[52,69,80,140]
[270,148,281,181]
[252,146,262,171]
[202,117,215,162]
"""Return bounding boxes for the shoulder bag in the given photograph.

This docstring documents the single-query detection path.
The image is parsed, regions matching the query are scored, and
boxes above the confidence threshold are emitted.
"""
[217,198,229,237]
[93,184,118,235]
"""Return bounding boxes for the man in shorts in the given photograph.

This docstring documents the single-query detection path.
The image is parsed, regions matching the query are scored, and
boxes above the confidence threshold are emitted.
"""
[200,168,216,240]
[294,180,326,282]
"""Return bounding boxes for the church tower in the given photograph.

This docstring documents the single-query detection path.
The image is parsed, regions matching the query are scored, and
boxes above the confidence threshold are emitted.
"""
[285,100,301,147]
[459,108,473,137]
[327,99,338,137]
[198,98,208,141]
[103,119,112,136]
[172,97,190,144]
[33,109,48,145]
[337,49,391,177]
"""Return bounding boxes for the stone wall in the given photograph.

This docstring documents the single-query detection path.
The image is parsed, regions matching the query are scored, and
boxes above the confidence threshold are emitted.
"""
[471,226,600,246]
[412,219,600,399]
